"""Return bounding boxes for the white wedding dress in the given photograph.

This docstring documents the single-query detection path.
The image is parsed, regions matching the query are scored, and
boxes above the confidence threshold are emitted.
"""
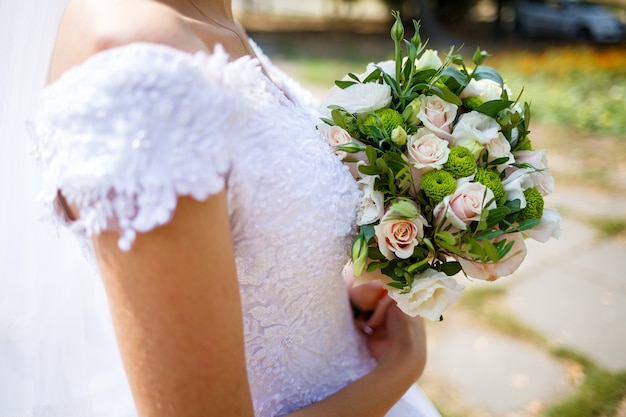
[24,40,442,417]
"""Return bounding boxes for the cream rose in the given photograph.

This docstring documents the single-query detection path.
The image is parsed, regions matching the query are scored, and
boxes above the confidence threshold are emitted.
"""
[356,174,385,226]
[406,128,451,172]
[451,111,501,152]
[433,180,497,231]
[388,269,465,320]
[460,78,511,102]
[321,82,392,117]
[318,124,353,160]
[374,202,428,259]
[416,49,443,71]
[484,133,514,171]
[416,95,458,139]
[456,232,527,281]
[523,208,561,243]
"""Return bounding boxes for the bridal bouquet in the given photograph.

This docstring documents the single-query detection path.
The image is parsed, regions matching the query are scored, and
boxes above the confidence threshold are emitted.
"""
[318,13,560,321]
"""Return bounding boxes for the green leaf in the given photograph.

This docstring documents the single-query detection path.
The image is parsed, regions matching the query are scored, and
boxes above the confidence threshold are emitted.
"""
[430,85,463,106]
[517,218,540,231]
[335,80,357,89]
[390,199,419,218]
[440,261,462,276]
[496,239,515,260]
[363,68,382,83]
[347,72,360,82]
[435,231,456,246]
[362,224,376,242]
[367,261,390,272]
[357,165,379,176]
[473,66,504,85]
[475,99,514,117]
[489,156,512,166]
[441,66,468,86]
[481,239,499,262]
[485,206,511,228]
[475,229,504,241]
[365,146,378,164]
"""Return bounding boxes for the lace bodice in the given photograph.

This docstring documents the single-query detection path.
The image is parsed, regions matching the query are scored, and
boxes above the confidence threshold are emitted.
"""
[30,42,376,416]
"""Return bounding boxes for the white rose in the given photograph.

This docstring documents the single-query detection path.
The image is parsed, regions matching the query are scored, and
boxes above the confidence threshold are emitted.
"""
[514,150,555,196]
[364,60,396,80]
[374,202,429,259]
[318,124,353,160]
[502,168,534,208]
[416,49,442,70]
[451,111,501,150]
[433,180,496,231]
[523,208,561,243]
[460,78,510,102]
[406,128,451,172]
[388,269,465,320]
[321,82,392,117]
[485,133,514,171]
[416,94,458,139]
[356,174,385,226]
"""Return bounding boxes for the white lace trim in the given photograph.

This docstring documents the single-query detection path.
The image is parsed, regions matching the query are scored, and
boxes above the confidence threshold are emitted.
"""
[31,43,259,250]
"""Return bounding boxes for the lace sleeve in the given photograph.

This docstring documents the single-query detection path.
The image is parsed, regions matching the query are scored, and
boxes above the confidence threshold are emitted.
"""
[30,43,240,250]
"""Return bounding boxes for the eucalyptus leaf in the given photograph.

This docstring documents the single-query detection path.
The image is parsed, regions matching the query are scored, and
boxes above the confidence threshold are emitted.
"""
[473,66,504,85]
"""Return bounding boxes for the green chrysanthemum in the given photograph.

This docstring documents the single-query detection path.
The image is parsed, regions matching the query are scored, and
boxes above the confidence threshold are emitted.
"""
[362,108,404,140]
[519,187,544,221]
[421,170,457,203]
[443,146,477,178]
[474,167,505,203]
[462,97,483,111]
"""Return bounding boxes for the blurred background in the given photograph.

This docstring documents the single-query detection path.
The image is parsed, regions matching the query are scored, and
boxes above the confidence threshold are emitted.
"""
[234,1,626,416]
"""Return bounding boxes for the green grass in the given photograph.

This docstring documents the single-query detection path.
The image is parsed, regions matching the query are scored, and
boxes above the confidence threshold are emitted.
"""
[541,369,626,417]
[458,286,626,417]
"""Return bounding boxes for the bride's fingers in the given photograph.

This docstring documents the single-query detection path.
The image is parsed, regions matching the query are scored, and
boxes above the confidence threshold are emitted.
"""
[365,295,393,330]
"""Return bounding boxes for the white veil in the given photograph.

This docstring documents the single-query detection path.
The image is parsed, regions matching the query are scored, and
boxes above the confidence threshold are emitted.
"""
[0,1,134,415]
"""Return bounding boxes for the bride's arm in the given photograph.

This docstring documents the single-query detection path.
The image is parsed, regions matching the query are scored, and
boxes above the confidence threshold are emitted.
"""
[86,193,249,416]
[92,192,255,417]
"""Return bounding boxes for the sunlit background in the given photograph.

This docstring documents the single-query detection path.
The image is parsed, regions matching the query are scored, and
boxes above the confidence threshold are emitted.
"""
[234,1,626,416]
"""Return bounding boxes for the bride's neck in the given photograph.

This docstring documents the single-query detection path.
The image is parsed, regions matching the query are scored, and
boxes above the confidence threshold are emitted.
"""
[159,0,234,23]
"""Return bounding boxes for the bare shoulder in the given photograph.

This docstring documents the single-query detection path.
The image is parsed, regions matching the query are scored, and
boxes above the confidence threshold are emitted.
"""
[47,0,205,83]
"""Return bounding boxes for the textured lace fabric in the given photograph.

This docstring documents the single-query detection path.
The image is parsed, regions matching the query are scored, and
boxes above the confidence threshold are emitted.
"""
[30,42,376,416]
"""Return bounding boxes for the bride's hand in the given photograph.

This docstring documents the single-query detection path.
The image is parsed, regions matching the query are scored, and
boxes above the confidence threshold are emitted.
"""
[359,293,427,380]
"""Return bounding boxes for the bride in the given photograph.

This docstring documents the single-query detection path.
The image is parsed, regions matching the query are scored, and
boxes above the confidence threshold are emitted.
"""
[3,0,442,415]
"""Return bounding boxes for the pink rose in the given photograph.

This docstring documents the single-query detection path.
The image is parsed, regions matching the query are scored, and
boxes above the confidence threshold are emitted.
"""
[457,232,527,281]
[374,203,428,259]
[406,128,451,172]
[416,95,458,140]
[318,124,353,160]
[433,180,496,231]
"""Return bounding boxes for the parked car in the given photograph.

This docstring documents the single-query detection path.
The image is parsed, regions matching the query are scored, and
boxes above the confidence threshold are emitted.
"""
[514,0,624,43]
